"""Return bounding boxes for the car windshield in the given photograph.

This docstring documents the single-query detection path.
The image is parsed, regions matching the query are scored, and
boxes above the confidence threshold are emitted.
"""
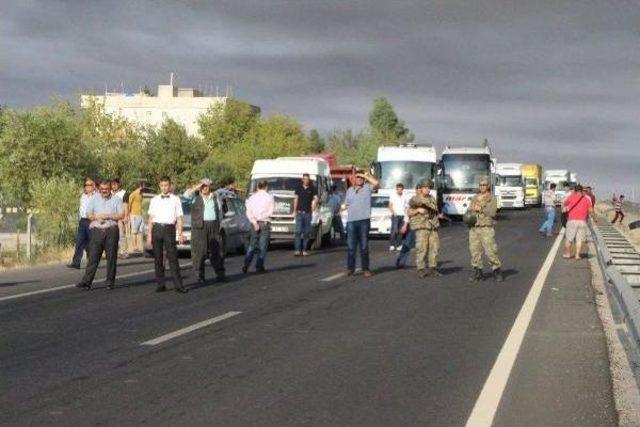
[371,196,390,208]
[379,161,435,191]
[249,177,315,193]
[497,176,523,187]
[441,154,491,192]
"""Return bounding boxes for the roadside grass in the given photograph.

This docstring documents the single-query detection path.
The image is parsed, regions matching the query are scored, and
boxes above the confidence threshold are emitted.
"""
[0,246,74,271]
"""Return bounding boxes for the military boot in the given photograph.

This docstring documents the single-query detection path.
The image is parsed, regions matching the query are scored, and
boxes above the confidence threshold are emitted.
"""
[469,268,483,282]
[418,269,430,278]
[429,267,443,277]
[493,268,505,282]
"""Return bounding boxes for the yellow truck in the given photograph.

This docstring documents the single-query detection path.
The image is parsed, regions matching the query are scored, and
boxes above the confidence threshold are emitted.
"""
[521,163,543,207]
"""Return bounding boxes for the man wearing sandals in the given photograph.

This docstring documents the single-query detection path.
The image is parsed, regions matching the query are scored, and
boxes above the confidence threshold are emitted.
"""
[563,184,593,260]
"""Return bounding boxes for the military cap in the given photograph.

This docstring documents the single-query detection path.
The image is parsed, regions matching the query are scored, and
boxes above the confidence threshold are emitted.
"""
[418,179,434,189]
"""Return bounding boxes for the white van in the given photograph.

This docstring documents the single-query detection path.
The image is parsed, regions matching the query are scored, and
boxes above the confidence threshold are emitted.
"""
[249,157,334,249]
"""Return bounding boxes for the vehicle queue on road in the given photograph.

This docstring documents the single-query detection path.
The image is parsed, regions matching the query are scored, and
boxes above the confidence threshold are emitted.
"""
[67,142,594,294]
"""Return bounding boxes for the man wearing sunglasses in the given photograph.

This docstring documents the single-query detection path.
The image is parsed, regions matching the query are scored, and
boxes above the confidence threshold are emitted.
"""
[68,177,96,269]
[468,177,504,282]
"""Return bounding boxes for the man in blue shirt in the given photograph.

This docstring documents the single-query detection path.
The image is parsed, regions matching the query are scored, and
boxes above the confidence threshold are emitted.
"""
[343,172,379,277]
[184,178,226,284]
[76,179,124,290]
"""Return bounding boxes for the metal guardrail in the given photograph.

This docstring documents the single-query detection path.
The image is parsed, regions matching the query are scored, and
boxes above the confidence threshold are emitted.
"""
[590,218,640,345]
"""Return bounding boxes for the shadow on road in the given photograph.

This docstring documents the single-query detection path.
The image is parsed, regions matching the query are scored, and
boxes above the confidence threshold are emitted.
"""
[0,280,40,287]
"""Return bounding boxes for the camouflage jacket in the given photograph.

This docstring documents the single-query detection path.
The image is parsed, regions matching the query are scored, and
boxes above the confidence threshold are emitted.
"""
[469,193,497,227]
[408,194,440,230]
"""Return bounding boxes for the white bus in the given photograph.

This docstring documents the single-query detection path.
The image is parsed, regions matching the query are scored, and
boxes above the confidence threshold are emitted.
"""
[374,144,438,199]
[438,143,494,216]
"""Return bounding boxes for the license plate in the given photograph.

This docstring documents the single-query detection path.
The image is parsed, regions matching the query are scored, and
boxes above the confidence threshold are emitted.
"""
[271,226,288,232]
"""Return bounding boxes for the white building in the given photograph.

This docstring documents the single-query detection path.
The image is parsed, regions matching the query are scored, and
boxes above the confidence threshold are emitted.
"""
[80,79,259,136]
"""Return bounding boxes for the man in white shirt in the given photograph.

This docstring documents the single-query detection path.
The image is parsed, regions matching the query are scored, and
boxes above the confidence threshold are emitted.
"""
[539,183,557,237]
[243,180,274,273]
[146,176,187,294]
[388,183,408,251]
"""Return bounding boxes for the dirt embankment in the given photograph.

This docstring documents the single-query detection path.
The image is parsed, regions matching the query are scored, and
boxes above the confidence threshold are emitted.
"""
[595,201,640,249]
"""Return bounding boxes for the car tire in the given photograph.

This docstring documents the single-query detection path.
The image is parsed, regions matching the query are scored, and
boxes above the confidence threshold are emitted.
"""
[311,223,323,251]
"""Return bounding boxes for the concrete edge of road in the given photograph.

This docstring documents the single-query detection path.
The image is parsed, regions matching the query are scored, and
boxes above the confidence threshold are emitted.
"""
[588,240,640,426]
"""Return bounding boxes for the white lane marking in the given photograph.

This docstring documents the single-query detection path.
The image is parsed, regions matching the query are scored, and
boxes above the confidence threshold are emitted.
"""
[0,263,191,302]
[321,272,347,282]
[140,311,242,346]
[320,268,362,282]
[465,231,564,427]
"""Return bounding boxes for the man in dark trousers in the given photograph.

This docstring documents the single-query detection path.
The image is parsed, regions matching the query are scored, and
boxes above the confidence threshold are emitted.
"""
[184,178,226,284]
[146,176,187,294]
[76,179,124,290]
[68,177,96,269]
[293,173,318,256]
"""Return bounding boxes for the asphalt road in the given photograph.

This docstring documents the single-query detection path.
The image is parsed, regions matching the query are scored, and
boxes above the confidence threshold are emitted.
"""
[0,209,616,426]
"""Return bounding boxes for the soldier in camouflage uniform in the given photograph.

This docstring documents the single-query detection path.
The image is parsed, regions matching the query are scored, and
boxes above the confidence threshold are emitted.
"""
[408,180,442,278]
[468,177,504,282]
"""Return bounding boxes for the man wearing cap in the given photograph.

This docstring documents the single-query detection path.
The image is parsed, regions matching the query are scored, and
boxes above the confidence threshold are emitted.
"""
[468,177,504,282]
[407,180,442,278]
[184,179,226,284]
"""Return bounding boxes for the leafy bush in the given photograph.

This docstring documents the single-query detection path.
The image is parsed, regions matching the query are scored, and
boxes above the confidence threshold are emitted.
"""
[30,177,80,247]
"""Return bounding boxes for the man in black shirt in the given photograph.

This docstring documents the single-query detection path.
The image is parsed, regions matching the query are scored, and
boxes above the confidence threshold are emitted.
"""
[293,173,318,256]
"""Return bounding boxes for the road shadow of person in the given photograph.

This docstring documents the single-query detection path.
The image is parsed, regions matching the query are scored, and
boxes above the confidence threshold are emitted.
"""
[0,280,40,288]
[190,263,316,290]
[98,260,151,269]
[438,266,464,275]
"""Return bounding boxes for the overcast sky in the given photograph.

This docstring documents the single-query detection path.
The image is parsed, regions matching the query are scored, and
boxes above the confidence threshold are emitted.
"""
[2,0,638,199]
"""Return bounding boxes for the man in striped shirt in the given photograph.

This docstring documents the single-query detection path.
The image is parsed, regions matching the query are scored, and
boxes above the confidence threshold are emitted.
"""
[612,195,625,224]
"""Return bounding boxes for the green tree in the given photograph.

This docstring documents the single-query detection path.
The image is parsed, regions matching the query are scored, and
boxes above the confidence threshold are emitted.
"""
[79,97,145,187]
[143,119,209,189]
[198,99,259,149]
[308,129,325,152]
[30,176,79,247]
[368,97,413,143]
[326,129,380,167]
[0,103,94,209]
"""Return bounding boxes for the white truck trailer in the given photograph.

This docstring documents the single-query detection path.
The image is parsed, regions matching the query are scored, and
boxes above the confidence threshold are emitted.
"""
[544,169,571,203]
[495,163,525,209]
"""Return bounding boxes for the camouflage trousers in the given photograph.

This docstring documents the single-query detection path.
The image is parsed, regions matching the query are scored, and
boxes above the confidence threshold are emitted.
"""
[415,229,439,270]
[469,227,502,270]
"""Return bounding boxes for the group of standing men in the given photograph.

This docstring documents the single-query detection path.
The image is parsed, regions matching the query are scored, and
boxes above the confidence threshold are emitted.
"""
[71,176,239,293]
[539,182,595,260]
[379,176,504,281]
[69,171,508,292]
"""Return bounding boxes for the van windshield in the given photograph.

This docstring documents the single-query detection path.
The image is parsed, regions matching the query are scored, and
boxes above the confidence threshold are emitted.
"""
[249,177,315,193]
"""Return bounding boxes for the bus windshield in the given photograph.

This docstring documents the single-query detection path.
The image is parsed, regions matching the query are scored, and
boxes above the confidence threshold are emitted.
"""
[497,176,523,187]
[524,178,538,187]
[379,161,435,190]
[441,154,491,192]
